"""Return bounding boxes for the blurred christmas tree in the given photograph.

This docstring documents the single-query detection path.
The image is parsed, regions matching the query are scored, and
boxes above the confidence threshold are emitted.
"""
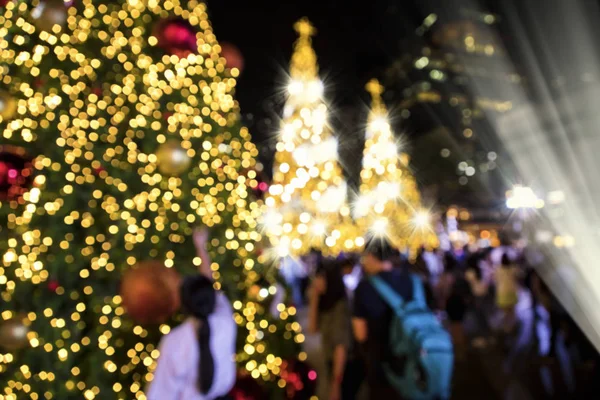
[264,18,361,258]
[354,79,438,254]
[0,1,299,399]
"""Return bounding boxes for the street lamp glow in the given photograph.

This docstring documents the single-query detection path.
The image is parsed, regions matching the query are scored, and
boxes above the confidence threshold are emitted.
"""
[506,185,545,209]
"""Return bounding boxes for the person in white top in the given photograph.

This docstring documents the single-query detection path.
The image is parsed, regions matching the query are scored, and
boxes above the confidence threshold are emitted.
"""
[147,229,236,400]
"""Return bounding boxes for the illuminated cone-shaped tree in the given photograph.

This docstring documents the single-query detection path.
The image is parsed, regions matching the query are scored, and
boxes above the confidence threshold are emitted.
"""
[0,1,299,398]
[264,19,361,258]
[354,79,438,254]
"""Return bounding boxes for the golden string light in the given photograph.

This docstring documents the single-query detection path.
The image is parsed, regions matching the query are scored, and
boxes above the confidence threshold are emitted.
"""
[355,79,438,254]
[0,1,298,398]
[264,18,361,258]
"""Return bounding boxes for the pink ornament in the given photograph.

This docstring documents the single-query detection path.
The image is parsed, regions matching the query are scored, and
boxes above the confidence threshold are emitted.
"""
[220,42,244,72]
[157,20,197,55]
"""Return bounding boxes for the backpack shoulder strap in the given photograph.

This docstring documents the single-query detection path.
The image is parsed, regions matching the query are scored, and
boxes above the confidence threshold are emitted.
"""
[410,274,427,308]
[369,275,405,312]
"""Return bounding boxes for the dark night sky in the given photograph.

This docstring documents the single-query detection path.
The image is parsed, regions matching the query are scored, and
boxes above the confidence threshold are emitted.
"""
[207,0,423,151]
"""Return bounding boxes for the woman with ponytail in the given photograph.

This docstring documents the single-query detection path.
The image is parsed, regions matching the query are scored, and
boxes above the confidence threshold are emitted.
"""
[147,228,236,400]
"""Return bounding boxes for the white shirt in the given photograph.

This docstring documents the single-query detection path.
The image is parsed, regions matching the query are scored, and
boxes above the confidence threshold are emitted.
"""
[147,293,236,400]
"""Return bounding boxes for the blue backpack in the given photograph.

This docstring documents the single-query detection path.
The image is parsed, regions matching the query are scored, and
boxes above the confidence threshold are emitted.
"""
[370,274,453,400]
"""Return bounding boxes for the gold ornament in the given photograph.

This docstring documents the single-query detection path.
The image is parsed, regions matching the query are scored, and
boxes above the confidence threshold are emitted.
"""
[31,0,68,33]
[0,91,17,120]
[0,316,30,351]
[156,141,192,176]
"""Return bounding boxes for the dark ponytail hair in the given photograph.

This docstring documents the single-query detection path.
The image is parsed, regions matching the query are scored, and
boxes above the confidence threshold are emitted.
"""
[180,275,216,394]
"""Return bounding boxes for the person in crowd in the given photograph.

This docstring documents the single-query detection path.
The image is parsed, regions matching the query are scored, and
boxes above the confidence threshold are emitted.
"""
[435,253,459,311]
[301,248,323,302]
[339,256,362,299]
[411,247,431,281]
[352,239,412,400]
[308,257,351,400]
[338,256,366,400]
[465,254,490,345]
[495,253,519,333]
[478,247,495,285]
[147,229,236,400]
[422,247,444,286]
[280,255,307,307]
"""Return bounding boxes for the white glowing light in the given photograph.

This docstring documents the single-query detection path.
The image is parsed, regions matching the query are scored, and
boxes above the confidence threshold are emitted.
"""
[283,104,294,118]
[317,182,347,213]
[535,230,554,243]
[312,105,327,128]
[414,56,430,70]
[506,185,545,209]
[547,190,566,205]
[279,163,290,173]
[288,80,303,95]
[281,123,296,141]
[377,181,401,200]
[366,116,392,139]
[299,212,311,224]
[276,238,291,258]
[292,146,309,166]
[261,210,282,231]
[371,218,389,236]
[269,184,283,196]
[353,195,372,219]
[293,137,339,167]
[311,222,326,236]
[307,79,324,100]
[413,210,431,229]
[259,288,269,298]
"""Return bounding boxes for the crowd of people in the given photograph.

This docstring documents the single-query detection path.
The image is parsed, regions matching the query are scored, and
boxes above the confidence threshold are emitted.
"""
[292,238,600,399]
[145,228,600,400]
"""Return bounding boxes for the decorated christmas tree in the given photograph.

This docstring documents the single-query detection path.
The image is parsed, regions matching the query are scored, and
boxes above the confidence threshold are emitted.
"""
[354,79,438,254]
[0,1,299,399]
[264,18,361,258]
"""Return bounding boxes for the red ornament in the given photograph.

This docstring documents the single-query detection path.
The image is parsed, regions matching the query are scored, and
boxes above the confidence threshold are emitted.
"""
[93,165,105,176]
[220,42,244,72]
[33,78,45,89]
[120,261,181,325]
[47,280,59,292]
[0,147,33,200]
[0,0,11,7]
[229,372,265,400]
[156,19,197,56]
[279,359,317,399]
